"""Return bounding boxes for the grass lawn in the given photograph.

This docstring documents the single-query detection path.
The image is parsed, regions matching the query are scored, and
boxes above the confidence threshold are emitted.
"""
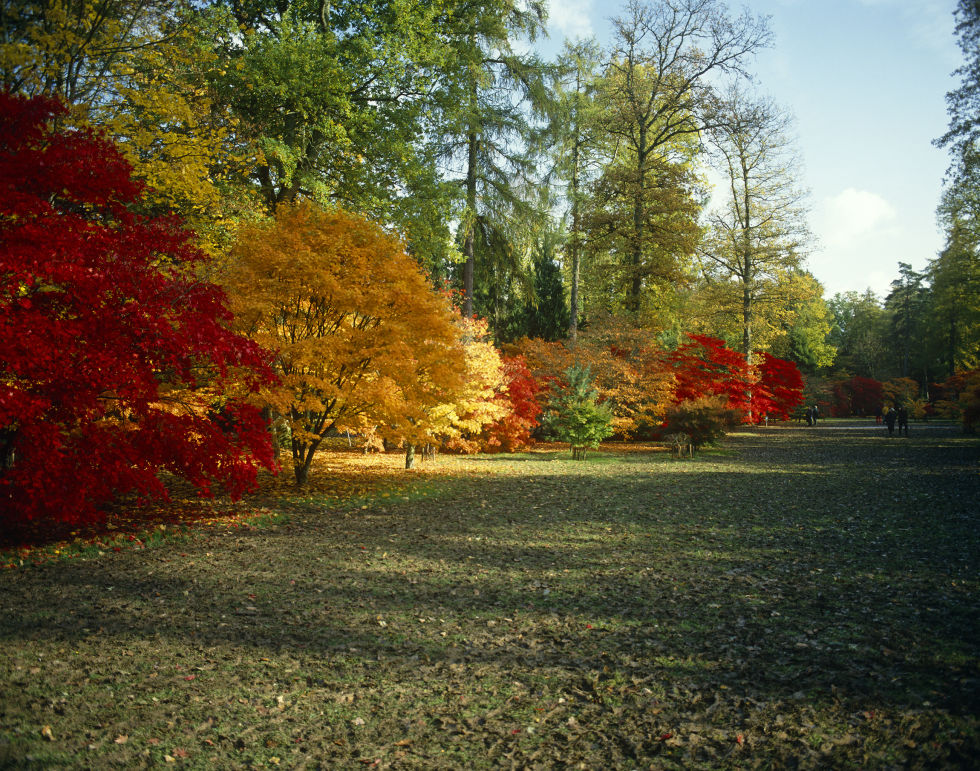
[1,420,978,769]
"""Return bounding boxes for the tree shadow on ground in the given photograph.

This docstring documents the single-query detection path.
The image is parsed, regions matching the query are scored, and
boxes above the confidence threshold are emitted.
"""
[1,424,977,768]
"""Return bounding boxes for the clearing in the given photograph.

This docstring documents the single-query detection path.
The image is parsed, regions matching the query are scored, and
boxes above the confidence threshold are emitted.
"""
[1,421,978,768]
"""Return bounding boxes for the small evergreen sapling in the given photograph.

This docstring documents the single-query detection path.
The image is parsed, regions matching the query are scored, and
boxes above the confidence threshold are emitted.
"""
[545,365,614,459]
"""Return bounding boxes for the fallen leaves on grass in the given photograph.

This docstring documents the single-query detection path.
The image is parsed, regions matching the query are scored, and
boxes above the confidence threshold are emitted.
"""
[0,426,977,769]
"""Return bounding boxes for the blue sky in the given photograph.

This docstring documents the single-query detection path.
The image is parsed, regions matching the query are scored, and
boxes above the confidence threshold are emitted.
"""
[540,0,962,299]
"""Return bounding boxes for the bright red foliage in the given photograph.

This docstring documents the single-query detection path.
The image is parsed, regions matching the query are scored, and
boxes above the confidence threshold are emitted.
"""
[0,92,275,528]
[667,335,803,423]
[480,355,542,452]
[668,335,752,413]
[751,352,805,420]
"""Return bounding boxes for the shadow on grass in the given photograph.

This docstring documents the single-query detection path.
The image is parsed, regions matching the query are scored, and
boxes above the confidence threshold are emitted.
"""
[1,422,977,767]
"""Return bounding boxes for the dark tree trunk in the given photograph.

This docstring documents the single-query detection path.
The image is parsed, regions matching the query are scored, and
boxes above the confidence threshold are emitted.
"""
[462,126,478,319]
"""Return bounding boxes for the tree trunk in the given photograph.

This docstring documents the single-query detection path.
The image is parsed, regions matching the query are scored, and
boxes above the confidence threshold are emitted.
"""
[292,438,320,486]
[569,143,581,343]
[742,282,753,366]
[294,459,310,486]
[462,124,478,319]
[405,444,415,469]
[629,137,647,315]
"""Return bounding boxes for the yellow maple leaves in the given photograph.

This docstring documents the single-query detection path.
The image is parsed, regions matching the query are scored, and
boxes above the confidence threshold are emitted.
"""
[0,0,259,254]
[223,202,466,484]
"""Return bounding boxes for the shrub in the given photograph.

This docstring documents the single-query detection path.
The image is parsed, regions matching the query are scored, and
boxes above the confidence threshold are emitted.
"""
[543,365,614,459]
[662,396,742,451]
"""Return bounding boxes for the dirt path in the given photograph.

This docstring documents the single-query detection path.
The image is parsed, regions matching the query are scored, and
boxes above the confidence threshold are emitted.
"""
[1,422,977,768]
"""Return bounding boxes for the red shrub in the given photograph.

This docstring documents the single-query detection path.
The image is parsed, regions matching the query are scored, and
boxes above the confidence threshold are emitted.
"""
[0,92,275,527]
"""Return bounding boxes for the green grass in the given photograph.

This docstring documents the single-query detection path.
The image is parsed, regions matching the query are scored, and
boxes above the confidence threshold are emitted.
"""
[1,421,978,768]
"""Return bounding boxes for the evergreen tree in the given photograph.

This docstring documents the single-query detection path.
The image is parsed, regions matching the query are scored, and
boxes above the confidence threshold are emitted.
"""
[932,0,980,377]
[546,38,604,341]
[884,263,927,379]
[928,225,980,375]
[524,233,570,342]
[433,0,551,321]
[543,365,614,460]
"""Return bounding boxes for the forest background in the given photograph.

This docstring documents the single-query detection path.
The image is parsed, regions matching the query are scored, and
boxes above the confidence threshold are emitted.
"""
[1,0,979,524]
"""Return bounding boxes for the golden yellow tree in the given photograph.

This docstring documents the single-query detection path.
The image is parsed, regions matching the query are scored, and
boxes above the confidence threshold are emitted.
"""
[223,202,464,485]
[360,316,508,467]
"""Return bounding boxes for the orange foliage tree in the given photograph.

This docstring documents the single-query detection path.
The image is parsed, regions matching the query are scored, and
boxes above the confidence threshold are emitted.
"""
[223,202,464,484]
[511,314,674,440]
[478,354,542,452]
[374,316,507,466]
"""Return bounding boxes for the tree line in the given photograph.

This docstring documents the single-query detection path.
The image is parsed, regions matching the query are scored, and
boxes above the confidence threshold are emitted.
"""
[3,0,974,371]
[1,0,978,525]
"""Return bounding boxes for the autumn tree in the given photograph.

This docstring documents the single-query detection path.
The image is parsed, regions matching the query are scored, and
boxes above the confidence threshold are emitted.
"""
[512,314,674,439]
[389,316,507,467]
[668,334,752,415]
[589,0,770,318]
[830,376,884,417]
[752,352,804,420]
[223,202,464,485]
[0,0,253,247]
[478,355,542,452]
[0,92,275,527]
[700,84,811,364]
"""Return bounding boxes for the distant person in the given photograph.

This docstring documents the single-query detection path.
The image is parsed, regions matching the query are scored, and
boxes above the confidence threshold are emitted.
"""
[884,406,897,436]
[897,405,909,437]
[812,404,820,424]
[875,406,883,425]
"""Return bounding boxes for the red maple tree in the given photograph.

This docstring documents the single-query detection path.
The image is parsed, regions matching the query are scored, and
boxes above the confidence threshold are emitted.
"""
[669,335,753,413]
[480,355,543,452]
[0,92,275,527]
[751,352,805,421]
[668,335,803,423]
[831,376,883,417]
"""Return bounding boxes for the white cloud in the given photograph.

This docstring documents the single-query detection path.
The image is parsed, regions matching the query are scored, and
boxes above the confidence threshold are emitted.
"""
[546,0,594,40]
[817,188,897,248]
[809,188,908,298]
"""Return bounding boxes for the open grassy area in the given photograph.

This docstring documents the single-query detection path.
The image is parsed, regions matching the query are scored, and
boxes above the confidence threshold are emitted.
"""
[1,421,978,769]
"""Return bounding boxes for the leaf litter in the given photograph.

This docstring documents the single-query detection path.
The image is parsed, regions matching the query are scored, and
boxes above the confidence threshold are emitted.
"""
[0,423,977,768]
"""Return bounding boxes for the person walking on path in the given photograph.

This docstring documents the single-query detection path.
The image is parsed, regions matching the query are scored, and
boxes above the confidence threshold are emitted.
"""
[897,405,909,437]
[884,406,897,436]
